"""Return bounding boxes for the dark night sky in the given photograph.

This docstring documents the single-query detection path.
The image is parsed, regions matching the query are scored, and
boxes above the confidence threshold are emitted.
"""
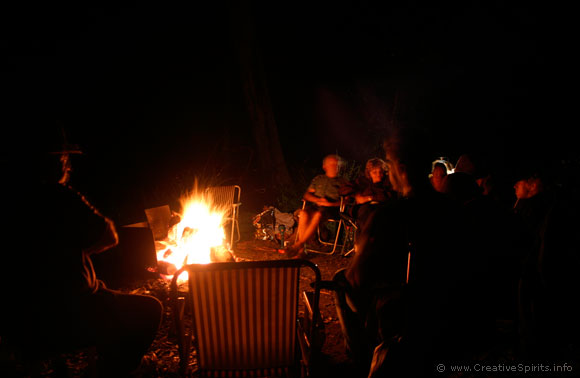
[1,1,574,219]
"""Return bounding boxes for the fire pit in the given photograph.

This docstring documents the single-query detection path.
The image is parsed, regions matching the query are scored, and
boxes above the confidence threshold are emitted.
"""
[153,190,236,283]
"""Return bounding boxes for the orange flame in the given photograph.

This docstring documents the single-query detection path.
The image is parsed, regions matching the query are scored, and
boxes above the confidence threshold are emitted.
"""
[156,191,228,282]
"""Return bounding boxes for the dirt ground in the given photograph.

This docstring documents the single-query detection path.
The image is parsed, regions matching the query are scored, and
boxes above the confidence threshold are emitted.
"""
[234,238,356,373]
[1,208,535,378]
[4,210,578,377]
[138,236,358,378]
[0,212,357,378]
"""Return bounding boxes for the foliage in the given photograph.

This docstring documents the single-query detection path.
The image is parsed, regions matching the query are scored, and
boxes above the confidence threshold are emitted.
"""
[339,158,363,183]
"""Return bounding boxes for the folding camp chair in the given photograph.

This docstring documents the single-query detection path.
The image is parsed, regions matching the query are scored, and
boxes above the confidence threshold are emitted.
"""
[296,197,352,255]
[204,185,241,248]
[339,211,357,257]
[170,259,323,377]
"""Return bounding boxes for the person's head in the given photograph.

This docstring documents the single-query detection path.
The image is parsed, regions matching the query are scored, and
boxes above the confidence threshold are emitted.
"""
[383,127,434,196]
[430,162,448,193]
[454,154,476,176]
[34,125,81,185]
[365,158,387,183]
[512,158,549,200]
[322,154,341,178]
[514,174,543,200]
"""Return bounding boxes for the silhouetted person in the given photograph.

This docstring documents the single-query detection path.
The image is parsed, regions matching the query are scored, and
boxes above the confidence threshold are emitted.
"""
[444,153,520,341]
[2,138,162,377]
[512,164,579,362]
[334,128,494,377]
[442,154,482,205]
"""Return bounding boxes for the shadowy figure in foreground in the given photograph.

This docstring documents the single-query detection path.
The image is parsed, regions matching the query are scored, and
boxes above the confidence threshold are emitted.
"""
[334,128,495,377]
[2,136,163,377]
[513,162,580,363]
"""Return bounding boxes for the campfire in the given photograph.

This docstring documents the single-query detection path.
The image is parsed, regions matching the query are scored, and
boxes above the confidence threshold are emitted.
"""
[155,190,235,283]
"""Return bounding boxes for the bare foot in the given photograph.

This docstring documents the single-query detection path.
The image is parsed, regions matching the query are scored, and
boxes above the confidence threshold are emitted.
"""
[284,243,304,258]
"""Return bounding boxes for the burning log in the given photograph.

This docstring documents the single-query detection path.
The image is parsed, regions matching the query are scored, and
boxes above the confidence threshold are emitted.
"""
[210,245,235,262]
[157,260,178,276]
[169,214,181,228]
[181,227,197,239]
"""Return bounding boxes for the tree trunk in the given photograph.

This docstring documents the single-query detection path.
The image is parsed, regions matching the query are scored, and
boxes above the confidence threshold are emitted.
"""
[229,2,292,190]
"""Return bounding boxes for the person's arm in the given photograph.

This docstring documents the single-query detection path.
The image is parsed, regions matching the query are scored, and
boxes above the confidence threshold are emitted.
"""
[70,187,119,255]
[83,216,119,255]
[303,187,325,205]
[321,198,341,207]
[304,188,340,207]
[354,193,373,204]
[350,178,372,204]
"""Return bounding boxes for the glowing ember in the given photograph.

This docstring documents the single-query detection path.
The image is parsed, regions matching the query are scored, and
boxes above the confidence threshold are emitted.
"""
[156,191,230,282]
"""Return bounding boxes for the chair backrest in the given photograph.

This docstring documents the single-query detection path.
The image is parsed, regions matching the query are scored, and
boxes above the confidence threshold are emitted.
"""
[171,259,321,377]
[205,185,241,217]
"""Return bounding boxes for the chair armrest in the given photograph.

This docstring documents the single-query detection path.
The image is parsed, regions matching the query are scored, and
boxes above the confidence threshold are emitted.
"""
[339,212,355,224]
[311,279,351,292]
[312,280,338,291]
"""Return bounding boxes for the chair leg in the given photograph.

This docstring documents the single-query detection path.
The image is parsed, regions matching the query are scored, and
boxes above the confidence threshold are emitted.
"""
[307,220,343,255]
[341,224,356,256]
[229,218,236,248]
[226,216,241,248]
[343,247,355,257]
[234,219,241,242]
[329,220,343,254]
[174,297,191,376]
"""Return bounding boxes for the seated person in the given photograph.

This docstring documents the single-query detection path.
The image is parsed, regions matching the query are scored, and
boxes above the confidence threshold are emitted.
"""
[3,142,163,377]
[348,158,394,227]
[512,167,580,362]
[429,159,452,193]
[336,130,494,377]
[285,154,350,257]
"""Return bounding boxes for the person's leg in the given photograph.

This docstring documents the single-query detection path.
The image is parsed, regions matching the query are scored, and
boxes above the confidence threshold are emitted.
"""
[84,289,163,377]
[295,209,311,246]
[318,207,338,243]
[332,269,373,370]
[288,209,322,256]
[299,210,322,246]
